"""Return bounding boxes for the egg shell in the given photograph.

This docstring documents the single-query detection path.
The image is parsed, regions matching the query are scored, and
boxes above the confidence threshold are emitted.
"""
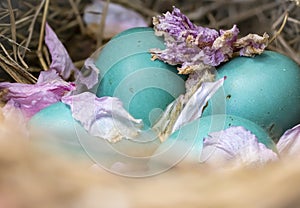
[150,114,276,167]
[202,51,300,141]
[95,27,186,128]
[29,102,159,168]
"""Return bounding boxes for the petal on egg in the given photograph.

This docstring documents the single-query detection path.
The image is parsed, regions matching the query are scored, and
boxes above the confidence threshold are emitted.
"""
[277,124,300,157]
[172,77,225,132]
[152,76,223,142]
[61,92,143,143]
[201,126,278,169]
[74,50,101,93]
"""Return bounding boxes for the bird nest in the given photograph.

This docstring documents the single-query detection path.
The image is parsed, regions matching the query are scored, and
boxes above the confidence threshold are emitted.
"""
[0,0,299,83]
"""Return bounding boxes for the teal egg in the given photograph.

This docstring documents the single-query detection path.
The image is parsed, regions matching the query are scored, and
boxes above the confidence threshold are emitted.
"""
[202,51,300,141]
[95,27,186,128]
[150,114,276,167]
[29,102,160,169]
[112,27,154,39]
[29,102,89,159]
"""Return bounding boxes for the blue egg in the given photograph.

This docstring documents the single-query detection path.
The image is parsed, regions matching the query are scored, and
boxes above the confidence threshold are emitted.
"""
[95,27,187,128]
[151,114,276,166]
[202,51,300,141]
[29,102,160,168]
[29,102,89,159]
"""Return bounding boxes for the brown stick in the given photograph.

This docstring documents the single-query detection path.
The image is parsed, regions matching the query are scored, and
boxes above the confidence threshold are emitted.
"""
[37,0,50,71]
[6,0,17,61]
[22,0,46,58]
[68,0,86,34]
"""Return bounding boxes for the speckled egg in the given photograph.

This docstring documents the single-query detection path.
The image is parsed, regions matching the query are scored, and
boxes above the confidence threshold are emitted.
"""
[202,51,300,141]
[95,27,186,128]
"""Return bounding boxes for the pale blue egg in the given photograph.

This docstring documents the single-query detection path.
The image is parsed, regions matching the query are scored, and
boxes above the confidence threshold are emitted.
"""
[150,114,276,166]
[29,102,160,171]
[202,51,300,141]
[95,27,187,128]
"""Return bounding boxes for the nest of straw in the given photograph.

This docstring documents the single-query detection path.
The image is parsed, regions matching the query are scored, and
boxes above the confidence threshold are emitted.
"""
[0,0,299,84]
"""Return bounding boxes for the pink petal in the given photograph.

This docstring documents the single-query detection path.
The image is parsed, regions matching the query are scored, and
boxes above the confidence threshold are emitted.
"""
[0,70,75,119]
[45,23,79,80]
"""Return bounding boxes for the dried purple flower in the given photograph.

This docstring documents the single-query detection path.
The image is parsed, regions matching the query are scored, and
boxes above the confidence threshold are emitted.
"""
[151,7,269,74]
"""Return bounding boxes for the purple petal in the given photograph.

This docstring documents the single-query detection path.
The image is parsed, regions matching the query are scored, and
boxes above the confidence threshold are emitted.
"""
[201,126,278,168]
[61,92,143,143]
[45,23,79,80]
[0,70,75,119]
[277,124,300,157]
[153,6,218,43]
[203,25,239,66]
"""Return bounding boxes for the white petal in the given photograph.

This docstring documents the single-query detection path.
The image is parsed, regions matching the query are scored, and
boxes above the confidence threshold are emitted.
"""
[62,92,143,143]
[172,77,224,132]
[201,126,278,168]
[277,124,300,157]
